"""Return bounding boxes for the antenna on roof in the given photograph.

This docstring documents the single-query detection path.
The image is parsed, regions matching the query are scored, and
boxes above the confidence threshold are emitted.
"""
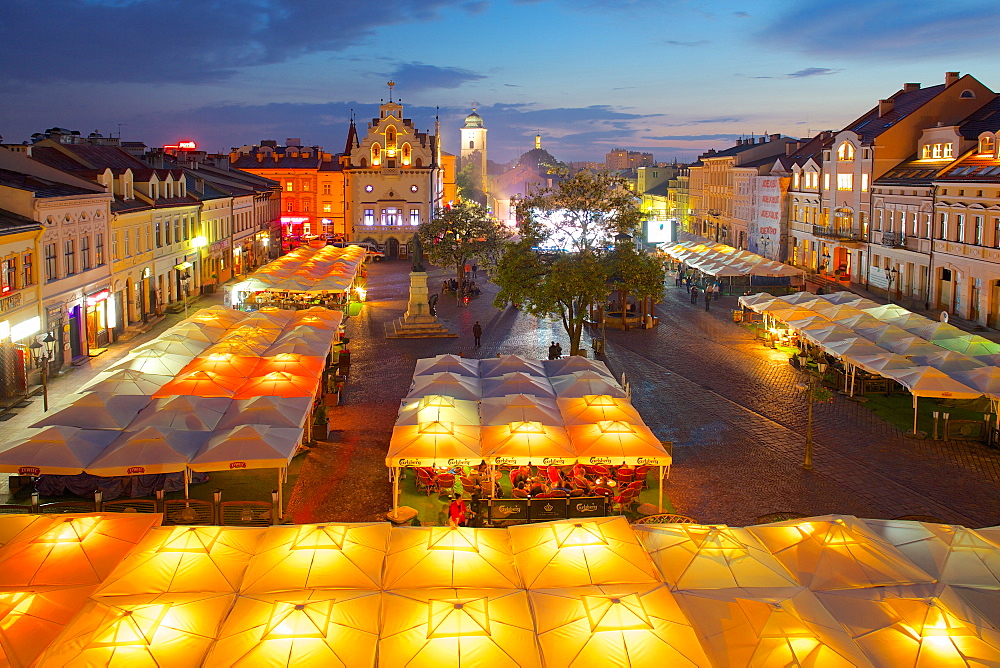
[117,123,127,139]
[387,80,395,102]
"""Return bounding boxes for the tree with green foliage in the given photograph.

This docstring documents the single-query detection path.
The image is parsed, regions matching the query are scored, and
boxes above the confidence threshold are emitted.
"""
[493,170,662,353]
[455,162,486,206]
[419,201,510,304]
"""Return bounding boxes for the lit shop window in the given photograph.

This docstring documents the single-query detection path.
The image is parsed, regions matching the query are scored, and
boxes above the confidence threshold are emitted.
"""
[363,209,375,226]
[410,209,420,226]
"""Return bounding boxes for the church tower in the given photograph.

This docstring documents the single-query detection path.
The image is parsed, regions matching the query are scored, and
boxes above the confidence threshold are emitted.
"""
[460,106,487,202]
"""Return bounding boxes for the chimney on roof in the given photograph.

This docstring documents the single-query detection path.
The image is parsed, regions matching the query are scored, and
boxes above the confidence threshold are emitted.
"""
[945,71,960,87]
[903,82,921,92]
[757,137,765,144]
[229,151,239,163]
[257,153,263,163]
[878,99,895,116]
[785,141,801,156]
[769,133,781,142]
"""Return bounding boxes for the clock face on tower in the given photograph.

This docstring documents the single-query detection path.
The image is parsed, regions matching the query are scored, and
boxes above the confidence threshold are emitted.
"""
[410,185,418,193]
[365,185,373,192]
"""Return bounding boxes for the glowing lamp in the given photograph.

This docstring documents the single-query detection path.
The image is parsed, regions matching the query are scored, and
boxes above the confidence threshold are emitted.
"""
[264,601,331,639]
[553,522,608,548]
[597,420,635,434]
[426,598,491,638]
[191,236,208,248]
[427,526,480,552]
[510,421,544,434]
[418,421,455,435]
[583,594,653,632]
[420,395,455,408]
[292,524,346,550]
[584,394,616,407]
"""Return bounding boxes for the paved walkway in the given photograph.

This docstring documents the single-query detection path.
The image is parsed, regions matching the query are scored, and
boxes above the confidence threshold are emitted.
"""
[288,260,1000,528]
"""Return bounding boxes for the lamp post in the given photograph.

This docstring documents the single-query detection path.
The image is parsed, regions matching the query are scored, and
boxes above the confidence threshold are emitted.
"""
[796,355,828,470]
[885,266,899,303]
[28,332,57,412]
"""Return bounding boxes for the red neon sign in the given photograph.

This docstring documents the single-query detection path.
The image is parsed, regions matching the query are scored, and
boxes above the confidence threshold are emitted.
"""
[87,289,110,305]
[163,141,197,151]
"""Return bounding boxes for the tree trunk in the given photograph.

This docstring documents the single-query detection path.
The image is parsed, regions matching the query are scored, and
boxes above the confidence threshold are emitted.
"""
[456,259,465,306]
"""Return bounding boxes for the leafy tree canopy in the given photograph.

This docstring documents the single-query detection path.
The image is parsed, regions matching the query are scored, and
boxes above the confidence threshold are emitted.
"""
[419,201,510,297]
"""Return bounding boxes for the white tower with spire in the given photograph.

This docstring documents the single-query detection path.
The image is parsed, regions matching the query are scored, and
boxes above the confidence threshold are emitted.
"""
[460,105,487,199]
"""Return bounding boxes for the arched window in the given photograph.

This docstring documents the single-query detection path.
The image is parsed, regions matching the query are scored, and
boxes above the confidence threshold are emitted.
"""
[837,142,855,161]
[371,143,381,166]
[960,89,976,99]
[385,126,396,148]
[469,140,475,149]
[401,143,411,166]
[360,157,368,168]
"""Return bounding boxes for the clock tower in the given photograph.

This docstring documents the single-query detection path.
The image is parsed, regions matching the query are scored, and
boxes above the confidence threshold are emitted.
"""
[460,106,488,203]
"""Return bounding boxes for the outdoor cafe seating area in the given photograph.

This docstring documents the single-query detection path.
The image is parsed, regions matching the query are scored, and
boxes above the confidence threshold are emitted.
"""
[0,306,343,506]
[230,243,367,312]
[386,354,673,524]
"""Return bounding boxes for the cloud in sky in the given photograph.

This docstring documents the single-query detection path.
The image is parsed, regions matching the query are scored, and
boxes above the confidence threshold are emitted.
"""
[646,134,742,141]
[675,117,743,125]
[786,67,841,78]
[758,0,1000,58]
[660,39,709,47]
[384,63,486,90]
[0,0,472,84]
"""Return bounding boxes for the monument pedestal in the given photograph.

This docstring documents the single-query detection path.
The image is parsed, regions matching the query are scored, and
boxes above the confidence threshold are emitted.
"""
[385,272,457,338]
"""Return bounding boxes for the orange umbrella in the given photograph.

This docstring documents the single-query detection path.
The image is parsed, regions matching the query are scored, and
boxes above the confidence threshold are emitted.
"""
[183,353,260,378]
[202,340,269,357]
[234,372,320,399]
[251,354,325,378]
[154,371,244,398]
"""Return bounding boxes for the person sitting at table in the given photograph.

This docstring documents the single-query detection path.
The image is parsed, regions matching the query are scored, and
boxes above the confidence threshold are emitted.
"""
[448,494,468,527]
[528,477,548,497]
[552,475,572,493]
[512,465,531,486]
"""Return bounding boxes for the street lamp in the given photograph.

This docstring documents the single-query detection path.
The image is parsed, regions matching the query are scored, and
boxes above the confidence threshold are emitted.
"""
[796,355,828,470]
[885,266,899,303]
[28,332,57,412]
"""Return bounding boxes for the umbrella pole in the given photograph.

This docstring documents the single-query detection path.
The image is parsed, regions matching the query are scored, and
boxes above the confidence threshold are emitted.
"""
[278,467,284,518]
[658,466,664,513]
[912,394,919,435]
[392,467,400,516]
[184,468,189,500]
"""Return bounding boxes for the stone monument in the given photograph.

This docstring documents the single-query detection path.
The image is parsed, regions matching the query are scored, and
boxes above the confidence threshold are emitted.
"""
[386,233,456,338]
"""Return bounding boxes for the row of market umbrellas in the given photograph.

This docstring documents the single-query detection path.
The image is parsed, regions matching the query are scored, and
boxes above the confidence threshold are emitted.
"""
[741,291,1000,403]
[662,241,804,278]
[0,513,996,666]
[233,243,367,294]
[387,355,670,468]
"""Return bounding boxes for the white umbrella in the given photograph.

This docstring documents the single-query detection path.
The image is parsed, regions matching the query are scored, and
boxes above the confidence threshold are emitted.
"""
[551,370,625,398]
[110,350,193,377]
[479,355,546,378]
[87,426,208,477]
[412,354,481,378]
[406,372,482,401]
[80,369,173,395]
[482,372,556,398]
[480,394,563,427]
[128,396,232,431]
[31,393,151,430]
[0,426,117,475]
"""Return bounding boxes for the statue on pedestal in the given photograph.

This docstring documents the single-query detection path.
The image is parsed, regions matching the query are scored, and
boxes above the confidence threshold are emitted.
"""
[411,232,425,272]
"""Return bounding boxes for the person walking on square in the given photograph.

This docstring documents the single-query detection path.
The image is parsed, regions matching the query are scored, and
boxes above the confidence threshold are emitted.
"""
[690,285,699,304]
[704,288,711,311]
[548,341,557,360]
[473,321,483,347]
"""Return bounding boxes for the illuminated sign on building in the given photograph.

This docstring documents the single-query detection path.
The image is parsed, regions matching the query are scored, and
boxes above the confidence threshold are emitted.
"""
[280,217,309,224]
[163,141,197,151]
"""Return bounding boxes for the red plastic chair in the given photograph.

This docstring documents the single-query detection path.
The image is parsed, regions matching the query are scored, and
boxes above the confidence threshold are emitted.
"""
[613,488,639,513]
[616,468,634,485]
[548,489,568,498]
[591,486,612,498]
[512,488,530,499]
[546,466,561,485]
[572,475,590,489]
[633,465,651,487]
[416,469,435,495]
[592,465,611,477]
[572,463,587,479]
[460,476,477,495]
[534,492,553,499]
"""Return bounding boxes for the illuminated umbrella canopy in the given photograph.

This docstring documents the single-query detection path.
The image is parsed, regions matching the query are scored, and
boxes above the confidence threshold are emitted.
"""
[482,372,556,399]
[882,366,982,399]
[184,352,261,378]
[274,326,334,344]
[386,422,483,468]
[747,516,935,590]
[633,524,797,590]
[675,586,873,667]
[128,396,231,432]
[882,312,937,333]
[766,306,824,325]
[881,336,949,357]
[479,355,546,378]
[110,350,194,376]
[292,306,344,323]
[188,306,248,328]
[153,370,245,398]
[81,369,172,395]
[945,335,1000,356]
[831,313,884,331]
[379,587,539,668]
[203,340,270,357]
[841,352,916,376]
[820,337,886,359]
[480,394,562,427]
[30,392,151,430]
[861,303,912,320]
[215,396,313,430]
[164,322,227,343]
[907,350,986,373]
[412,354,480,378]
[87,426,208,477]
[781,291,822,305]
[395,395,481,427]
[206,589,381,668]
[0,427,118,475]
[952,365,1000,399]
[0,514,159,588]
[406,372,482,402]
[97,525,266,596]
[241,314,292,330]
[543,356,615,379]
[263,340,329,357]
[815,583,1000,666]
[558,394,643,426]
[910,321,967,342]
[530,583,711,667]
[240,523,389,593]
[134,333,211,357]
[0,586,98,668]
[567,421,670,467]
[820,292,878,308]
[799,324,858,346]
[481,422,575,467]
[551,371,626,399]
[736,292,778,311]
[36,592,233,667]
[233,371,320,400]
[509,517,661,589]
[188,425,303,473]
[383,526,521,589]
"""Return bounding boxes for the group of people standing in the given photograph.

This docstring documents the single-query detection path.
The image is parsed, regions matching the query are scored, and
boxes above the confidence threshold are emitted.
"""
[547,341,563,360]
[684,276,722,311]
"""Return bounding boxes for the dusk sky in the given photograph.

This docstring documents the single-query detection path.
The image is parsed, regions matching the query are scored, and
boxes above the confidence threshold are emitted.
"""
[4,0,1000,164]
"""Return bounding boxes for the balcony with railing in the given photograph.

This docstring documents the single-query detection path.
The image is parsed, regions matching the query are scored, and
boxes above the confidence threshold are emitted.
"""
[812,224,864,242]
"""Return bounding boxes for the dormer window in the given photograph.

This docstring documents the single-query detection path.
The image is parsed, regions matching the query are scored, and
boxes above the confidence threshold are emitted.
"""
[837,142,855,161]
[979,136,996,155]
